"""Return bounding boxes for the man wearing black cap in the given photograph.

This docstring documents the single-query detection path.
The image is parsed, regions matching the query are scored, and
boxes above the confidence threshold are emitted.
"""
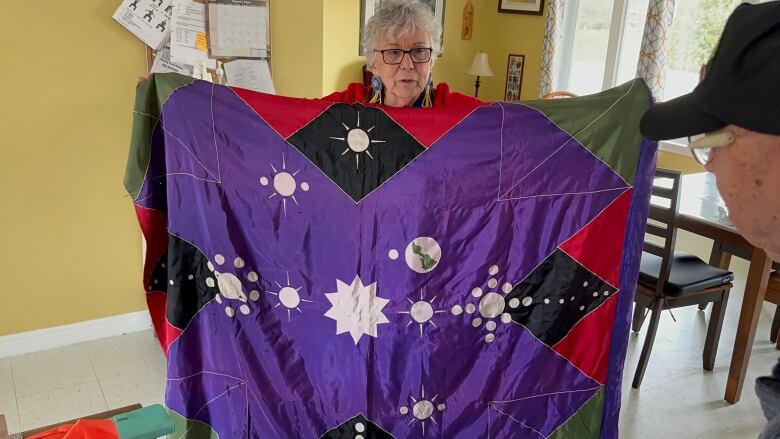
[641,0,780,262]
[640,2,780,437]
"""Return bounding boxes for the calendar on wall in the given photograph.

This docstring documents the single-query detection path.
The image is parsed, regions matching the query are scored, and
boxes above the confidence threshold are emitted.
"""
[207,0,269,59]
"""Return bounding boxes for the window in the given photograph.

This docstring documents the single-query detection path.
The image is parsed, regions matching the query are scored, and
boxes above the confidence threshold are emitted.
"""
[664,0,742,100]
[558,0,755,100]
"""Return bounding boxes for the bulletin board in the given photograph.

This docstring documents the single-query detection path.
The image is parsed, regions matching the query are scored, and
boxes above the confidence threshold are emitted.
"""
[141,0,273,82]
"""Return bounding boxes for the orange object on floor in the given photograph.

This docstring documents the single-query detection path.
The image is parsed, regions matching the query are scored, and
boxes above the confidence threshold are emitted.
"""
[28,419,119,439]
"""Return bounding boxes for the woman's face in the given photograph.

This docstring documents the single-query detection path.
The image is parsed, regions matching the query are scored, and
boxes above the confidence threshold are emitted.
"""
[370,28,435,107]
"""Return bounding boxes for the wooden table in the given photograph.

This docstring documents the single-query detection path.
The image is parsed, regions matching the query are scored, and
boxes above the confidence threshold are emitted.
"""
[675,172,774,403]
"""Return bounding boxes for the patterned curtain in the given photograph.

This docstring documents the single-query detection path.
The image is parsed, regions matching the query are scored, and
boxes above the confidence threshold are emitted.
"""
[538,0,566,98]
[636,0,676,101]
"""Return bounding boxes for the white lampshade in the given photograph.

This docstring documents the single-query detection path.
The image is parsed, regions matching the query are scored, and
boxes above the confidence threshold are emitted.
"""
[465,51,494,77]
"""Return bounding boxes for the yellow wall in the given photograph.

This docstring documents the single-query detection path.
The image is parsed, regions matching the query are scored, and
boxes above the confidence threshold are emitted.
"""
[657,151,705,174]
[0,1,148,335]
[322,0,365,95]
[270,1,324,98]
[436,0,546,101]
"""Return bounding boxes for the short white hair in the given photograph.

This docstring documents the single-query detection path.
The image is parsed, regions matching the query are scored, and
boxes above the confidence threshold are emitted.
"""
[362,0,442,66]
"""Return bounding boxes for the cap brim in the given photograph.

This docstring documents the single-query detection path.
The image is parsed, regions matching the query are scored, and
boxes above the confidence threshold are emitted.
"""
[640,93,725,140]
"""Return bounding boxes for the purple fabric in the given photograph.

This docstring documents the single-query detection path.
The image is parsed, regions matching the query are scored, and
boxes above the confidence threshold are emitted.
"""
[141,81,649,438]
[600,139,658,439]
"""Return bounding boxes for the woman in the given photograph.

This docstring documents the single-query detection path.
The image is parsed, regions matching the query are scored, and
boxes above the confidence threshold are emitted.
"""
[324,0,482,107]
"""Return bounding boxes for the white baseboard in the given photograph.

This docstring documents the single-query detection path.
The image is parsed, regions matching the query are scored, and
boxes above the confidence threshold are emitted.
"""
[0,311,152,358]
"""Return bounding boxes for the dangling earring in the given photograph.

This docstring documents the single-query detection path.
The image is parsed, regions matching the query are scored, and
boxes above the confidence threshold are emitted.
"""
[422,72,434,107]
[369,75,383,104]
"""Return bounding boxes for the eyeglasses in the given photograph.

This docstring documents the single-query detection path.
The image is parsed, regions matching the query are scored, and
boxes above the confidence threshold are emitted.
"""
[374,48,433,65]
[687,130,735,165]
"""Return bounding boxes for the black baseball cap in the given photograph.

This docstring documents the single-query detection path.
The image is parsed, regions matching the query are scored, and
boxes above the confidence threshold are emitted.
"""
[640,1,780,140]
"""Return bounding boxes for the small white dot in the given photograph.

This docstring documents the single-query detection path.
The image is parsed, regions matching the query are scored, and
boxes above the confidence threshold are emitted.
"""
[437,403,446,411]
[580,305,585,311]
[355,422,365,432]
[152,279,158,284]
[486,321,497,331]
[502,283,513,294]
[388,249,399,260]
[260,177,269,186]
[451,305,463,315]
[400,407,409,415]
[161,263,166,268]
[234,257,245,268]
[544,298,550,304]
[249,290,260,301]
[207,261,215,272]
[215,254,225,265]
[206,277,215,288]
[583,281,589,287]
[466,304,476,314]
[247,271,259,282]
[559,298,565,304]
[472,318,482,327]
[240,305,250,315]
[147,286,152,291]
[356,435,364,439]
[188,274,194,280]
[571,296,575,302]
[509,298,520,308]
[169,280,174,285]
[485,334,496,343]
[489,265,499,275]
[604,290,610,296]
[593,292,599,297]
[225,306,235,317]
[471,287,483,298]
[301,182,310,191]
[501,313,512,323]
[487,278,498,289]
[215,294,222,304]
[522,296,533,307]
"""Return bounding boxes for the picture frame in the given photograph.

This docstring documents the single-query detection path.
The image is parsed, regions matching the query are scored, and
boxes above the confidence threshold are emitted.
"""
[504,54,525,101]
[498,0,545,16]
[360,0,446,55]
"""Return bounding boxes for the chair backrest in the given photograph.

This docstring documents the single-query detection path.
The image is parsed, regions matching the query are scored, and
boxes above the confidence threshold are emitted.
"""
[645,168,682,296]
[541,91,578,99]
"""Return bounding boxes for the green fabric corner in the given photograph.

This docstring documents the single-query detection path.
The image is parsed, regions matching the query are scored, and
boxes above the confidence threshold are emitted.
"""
[522,79,651,185]
[548,388,605,439]
[124,73,195,200]
[166,407,220,439]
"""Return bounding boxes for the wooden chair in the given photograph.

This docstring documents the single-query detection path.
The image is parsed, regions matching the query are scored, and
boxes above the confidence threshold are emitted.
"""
[541,91,577,99]
[765,272,780,346]
[631,169,735,388]
[699,243,780,343]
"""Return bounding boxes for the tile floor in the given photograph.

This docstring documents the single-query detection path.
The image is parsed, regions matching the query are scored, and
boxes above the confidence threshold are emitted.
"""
[0,331,166,434]
[0,231,776,437]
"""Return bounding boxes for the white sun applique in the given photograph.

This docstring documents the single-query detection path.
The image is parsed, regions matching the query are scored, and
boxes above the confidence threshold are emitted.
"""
[324,275,390,345]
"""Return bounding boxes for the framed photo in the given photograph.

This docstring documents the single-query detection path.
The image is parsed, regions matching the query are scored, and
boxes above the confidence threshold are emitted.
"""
[498,0,545,15]
[504,54,525,101]
[360,0,446,55]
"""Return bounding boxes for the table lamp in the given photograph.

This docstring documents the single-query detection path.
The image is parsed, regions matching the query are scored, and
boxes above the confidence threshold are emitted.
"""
[465,51,494,97]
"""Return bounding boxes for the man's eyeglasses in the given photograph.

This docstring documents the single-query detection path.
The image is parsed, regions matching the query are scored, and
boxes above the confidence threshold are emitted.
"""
[687,131,735,165]
[374,48,433,65]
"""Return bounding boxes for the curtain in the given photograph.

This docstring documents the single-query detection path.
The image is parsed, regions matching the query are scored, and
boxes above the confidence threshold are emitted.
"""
[636,0,677,101]
[538,0,566,98]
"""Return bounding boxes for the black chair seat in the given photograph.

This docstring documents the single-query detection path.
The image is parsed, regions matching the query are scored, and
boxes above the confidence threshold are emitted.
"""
[639,251,734,297]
